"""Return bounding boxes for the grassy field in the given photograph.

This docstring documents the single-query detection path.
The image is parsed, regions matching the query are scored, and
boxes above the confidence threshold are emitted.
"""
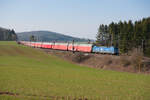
[0,41,150,100]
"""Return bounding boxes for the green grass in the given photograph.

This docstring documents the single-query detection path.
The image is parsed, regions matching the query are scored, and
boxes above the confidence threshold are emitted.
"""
[0,41,150,100]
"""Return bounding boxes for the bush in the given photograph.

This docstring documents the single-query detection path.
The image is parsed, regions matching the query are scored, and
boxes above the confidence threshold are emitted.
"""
[72,52,91,63]
[130,48,143,72]
[120,56,131,67]
[102,56,112,66]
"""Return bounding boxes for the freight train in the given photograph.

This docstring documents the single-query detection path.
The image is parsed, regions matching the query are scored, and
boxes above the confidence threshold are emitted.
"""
[19,41,119,55]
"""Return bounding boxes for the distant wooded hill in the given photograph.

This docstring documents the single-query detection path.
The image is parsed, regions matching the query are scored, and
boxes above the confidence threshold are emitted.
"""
[0,27,17,41]
[17,31,89,42]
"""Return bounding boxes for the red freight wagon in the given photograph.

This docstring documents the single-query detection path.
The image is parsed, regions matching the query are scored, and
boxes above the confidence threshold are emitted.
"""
[34,42,43,48]
[37,42,42,48]
[26,42,32,46]
[67,43,73,51]
[34,42,38,47]
[21,41,25,45]
[68,43,79,51]
[31,42,36,47]
[68,43,92,53]
[34,42,42,48]
[52,43,68,50]
[20,41,92,53]
[77,44,92,52]
[41,42,53,49]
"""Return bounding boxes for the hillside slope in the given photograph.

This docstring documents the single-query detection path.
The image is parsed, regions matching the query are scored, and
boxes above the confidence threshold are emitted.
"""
[17,31,88,42]
[0,41,150,100]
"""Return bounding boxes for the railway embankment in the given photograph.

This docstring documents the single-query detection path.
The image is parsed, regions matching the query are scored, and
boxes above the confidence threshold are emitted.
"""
[42,48,150,74]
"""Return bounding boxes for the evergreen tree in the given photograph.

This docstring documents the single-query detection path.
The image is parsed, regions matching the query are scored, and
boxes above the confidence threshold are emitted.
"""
[30,35,36,41]
[96,17,150,56]
[96,24,110,46]
[0,27,17,41]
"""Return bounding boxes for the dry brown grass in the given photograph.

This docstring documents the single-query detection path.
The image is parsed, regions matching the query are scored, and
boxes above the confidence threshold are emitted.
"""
[129,48,144,72]
[120,56,131,67]
[72,52,91,63]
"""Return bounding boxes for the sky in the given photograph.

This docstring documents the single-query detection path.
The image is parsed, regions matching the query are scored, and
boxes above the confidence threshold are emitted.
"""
[0,0,150,39]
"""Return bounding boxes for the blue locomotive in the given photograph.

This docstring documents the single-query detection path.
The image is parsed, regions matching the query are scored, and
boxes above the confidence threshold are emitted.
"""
[92,46,119,55]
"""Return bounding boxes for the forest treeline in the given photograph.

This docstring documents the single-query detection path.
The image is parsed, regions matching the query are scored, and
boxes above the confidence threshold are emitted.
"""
[0,27,17,41]
[96,17,150,56]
